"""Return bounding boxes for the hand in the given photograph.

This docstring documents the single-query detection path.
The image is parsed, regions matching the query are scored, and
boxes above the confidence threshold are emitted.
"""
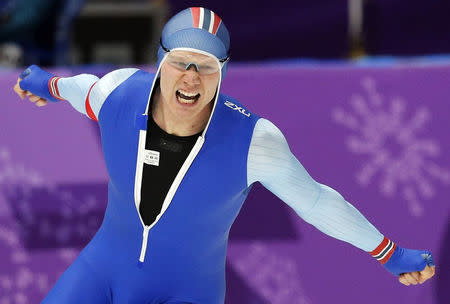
[398,265,435,286]
[383,246,435,285]
[13,78,48,107]
[14,65,62,103]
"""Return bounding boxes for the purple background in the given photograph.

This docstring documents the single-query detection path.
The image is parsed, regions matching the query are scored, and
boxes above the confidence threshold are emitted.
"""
[1,62,449,303]
[167,1,450,60]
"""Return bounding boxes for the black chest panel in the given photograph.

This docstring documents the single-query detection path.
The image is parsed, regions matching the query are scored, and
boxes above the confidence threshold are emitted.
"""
[139,116,201,226]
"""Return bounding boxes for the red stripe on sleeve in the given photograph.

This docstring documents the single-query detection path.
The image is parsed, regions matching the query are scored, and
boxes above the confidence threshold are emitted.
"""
[53,77,65,100]
[379,243,397,264]
[191,7,200,28]
[212,14,222,35]
[48,77,65,101]
[369,236,389,256]
[85,82,98,122]
[47,77,55,97]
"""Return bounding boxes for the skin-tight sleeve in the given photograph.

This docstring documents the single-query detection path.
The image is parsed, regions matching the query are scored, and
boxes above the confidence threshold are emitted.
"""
[247,118,384,252]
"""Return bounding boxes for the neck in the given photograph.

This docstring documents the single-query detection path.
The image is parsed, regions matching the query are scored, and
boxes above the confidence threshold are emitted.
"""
[151,88,212,137]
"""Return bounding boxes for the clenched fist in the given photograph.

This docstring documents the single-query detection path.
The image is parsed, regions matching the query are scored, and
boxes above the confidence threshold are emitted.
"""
[13,77,48,107]
[398,265,435,286]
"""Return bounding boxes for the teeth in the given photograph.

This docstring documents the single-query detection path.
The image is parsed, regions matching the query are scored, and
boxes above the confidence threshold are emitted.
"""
[177,95,196,104]
[176,90,200,104]
[178,89,198,97]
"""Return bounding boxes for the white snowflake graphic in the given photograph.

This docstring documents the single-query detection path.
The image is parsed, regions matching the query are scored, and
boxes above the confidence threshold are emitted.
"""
[0,145,100,302]
[332,77,450,216]
[231,242,311,304]
[0,226,50,303]
[0,146,101,243]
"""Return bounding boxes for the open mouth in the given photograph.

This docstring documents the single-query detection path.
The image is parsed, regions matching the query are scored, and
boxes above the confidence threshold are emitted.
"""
[176,90,201,104]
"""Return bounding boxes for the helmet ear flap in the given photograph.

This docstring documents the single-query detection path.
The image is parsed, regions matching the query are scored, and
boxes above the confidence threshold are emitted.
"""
[220,60,228,79]
[157,46,165,68]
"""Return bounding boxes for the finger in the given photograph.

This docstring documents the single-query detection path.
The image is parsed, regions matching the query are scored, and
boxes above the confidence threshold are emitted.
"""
[35,99,48,107]
[26,91,33,96]
[403,273,419,285]
[29,95,41,103]
[420,265,435,278]
[13,81,27,99]
[409,271,420,282]
[418,266,435,283]
[399,275,410,286]
[14,79,23,91]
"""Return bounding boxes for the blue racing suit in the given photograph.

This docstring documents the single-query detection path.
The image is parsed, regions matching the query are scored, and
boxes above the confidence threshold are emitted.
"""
[17,66,434,303]
[42,69,259,303]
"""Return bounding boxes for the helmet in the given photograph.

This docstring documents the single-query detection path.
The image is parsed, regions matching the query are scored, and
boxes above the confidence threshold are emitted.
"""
[157,7,230,79]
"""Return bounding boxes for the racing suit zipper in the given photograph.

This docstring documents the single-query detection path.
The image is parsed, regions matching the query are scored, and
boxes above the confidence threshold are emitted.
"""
[139,226,151,262]
[132,60,221,264]
[134,127,205,263]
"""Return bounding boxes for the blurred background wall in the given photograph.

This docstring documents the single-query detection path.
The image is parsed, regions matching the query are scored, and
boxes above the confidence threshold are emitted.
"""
[0,1,449,303]
[1,0,450,66]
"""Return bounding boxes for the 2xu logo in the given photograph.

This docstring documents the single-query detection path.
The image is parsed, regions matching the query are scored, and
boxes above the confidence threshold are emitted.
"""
[224,101,251,117]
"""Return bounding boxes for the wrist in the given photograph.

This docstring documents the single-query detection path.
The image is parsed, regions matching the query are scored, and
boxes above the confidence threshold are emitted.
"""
[48,76,65,102]
[369,236,397,264]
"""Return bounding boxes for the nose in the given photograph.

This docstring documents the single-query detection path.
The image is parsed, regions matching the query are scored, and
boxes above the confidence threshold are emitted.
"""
[183,67,200,85]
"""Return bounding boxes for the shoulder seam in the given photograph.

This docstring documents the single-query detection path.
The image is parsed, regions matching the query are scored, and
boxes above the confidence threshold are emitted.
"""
[89,68,140,119]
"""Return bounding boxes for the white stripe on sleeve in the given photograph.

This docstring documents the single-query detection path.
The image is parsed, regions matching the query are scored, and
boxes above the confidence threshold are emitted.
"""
[57,74,99,115]
[88,68,139,118]
[57,68,139,119]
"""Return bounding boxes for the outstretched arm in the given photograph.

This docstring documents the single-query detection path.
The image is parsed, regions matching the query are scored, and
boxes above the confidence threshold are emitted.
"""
[247,118,435,285]
[14,65,99,115]
[14,65,139,121]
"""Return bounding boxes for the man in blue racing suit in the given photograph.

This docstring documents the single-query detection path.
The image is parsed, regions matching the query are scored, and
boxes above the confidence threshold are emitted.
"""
[13,7,435,304]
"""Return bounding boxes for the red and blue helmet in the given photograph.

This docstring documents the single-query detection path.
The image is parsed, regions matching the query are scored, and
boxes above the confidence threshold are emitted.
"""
[157,7,230,79]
